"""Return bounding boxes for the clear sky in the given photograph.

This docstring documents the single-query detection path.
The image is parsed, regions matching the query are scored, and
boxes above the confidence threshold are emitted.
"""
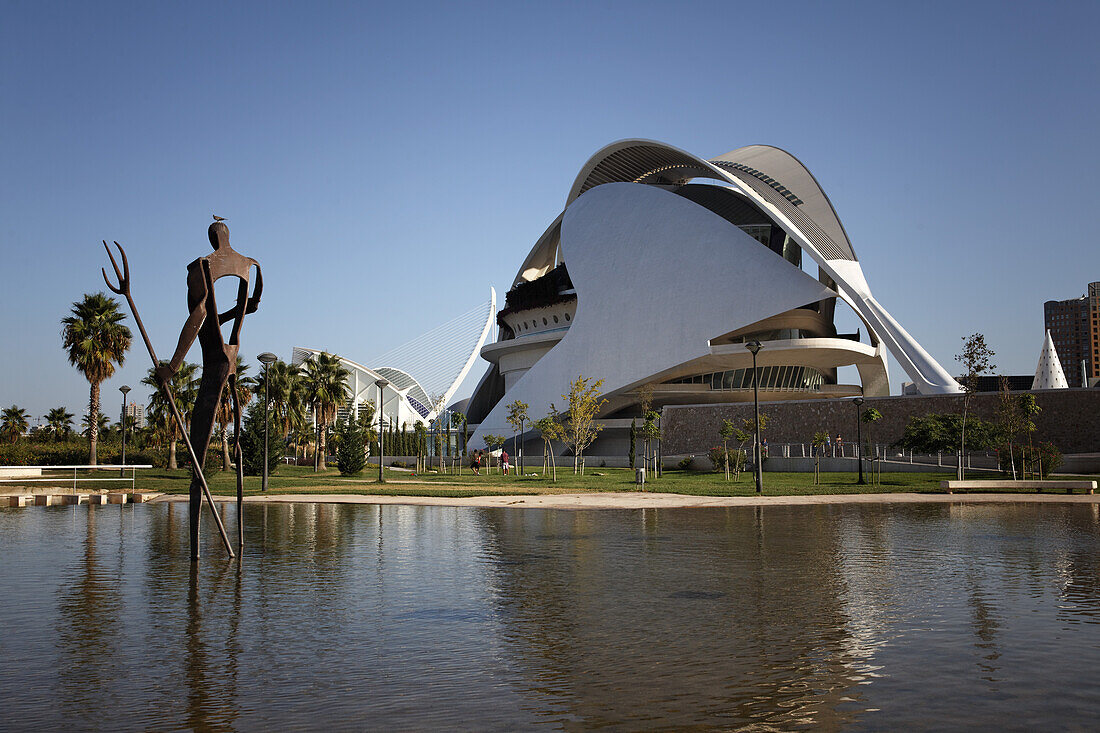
[2,0,1098,424]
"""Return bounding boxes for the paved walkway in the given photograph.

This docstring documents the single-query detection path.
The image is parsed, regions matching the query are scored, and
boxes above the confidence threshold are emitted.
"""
[150,491,1100,510]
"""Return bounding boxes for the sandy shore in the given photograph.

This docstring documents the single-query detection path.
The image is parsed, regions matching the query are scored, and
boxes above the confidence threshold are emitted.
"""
[149,491,1100,510]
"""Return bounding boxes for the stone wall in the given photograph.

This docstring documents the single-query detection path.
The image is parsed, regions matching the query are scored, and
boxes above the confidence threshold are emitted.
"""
[662,388,1100,455]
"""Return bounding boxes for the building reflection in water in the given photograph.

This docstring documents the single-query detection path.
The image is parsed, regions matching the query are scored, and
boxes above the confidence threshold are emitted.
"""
[16,500,1100,730]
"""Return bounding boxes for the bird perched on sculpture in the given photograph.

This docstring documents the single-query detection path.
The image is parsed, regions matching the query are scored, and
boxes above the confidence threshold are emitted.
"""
[212,214,226,222]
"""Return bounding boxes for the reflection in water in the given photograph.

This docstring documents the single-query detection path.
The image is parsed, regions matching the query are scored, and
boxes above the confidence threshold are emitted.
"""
[1,502,1100,730]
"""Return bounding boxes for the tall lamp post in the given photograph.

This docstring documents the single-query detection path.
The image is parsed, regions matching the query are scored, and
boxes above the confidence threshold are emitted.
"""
[119,385,131,478]
[258,352,278,492]
[375,378,389,483]
[746,340,764,494]
[853,396,865,485]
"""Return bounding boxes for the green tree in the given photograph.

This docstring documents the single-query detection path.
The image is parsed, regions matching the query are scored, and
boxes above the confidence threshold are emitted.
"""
[555,375,608,474]
[482,434,506,473]
[534,412,563,481]
[45,407,75,441]
[505,399,529,477]
[81,411,109,440]
[629,418,637,469]
[894,413,998,455]
[61,292,132,464]
[335,415,368,475]
[955,333,996,479]
[239,401,280,477]
[300,352,350,471]
[811,430,828,484]
[216,357,254,471]
[451,411,468,473]
[1,406,29,444]
[142,362,199,469]
[413,420,426,472]
[719,419,736,481]
[861,407,883,485]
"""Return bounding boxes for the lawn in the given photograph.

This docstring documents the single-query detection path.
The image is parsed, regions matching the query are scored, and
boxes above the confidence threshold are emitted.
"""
[88,463,1100,498]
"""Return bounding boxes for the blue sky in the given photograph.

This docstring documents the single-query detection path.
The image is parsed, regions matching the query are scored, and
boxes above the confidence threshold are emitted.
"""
[2,0,1098,423]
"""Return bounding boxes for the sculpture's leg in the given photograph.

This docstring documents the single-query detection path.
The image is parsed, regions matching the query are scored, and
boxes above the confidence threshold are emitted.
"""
[230,373,244,552]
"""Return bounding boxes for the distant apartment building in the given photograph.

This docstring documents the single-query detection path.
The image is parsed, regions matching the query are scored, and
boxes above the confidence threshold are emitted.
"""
[125,401,145,429]
[1044,281,1100,387]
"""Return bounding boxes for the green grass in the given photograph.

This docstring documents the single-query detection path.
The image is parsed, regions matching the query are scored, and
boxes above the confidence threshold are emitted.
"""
[95,463,1100,498]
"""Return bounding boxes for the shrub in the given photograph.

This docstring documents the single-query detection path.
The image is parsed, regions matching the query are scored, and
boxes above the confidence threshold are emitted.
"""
[708,446,745,472]
[998,442,1063,478]
[677,456,694,470]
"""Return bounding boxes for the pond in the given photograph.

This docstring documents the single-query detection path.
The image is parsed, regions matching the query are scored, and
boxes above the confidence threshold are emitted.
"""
[2,501,1100,730]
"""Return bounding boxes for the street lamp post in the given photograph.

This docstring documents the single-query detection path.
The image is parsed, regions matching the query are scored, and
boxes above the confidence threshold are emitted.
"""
[745,341,764,494]
[853,396,865,485]
[258,352,278,492]
[119,385,131,478]
[375,378,389,483]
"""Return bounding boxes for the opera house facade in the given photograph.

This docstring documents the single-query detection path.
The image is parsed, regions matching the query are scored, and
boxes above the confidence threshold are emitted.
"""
[468,139,959,449]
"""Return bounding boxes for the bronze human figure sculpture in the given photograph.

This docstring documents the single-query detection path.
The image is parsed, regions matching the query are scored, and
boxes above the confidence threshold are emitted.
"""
[159,219,262,559]
[104,218,262,560]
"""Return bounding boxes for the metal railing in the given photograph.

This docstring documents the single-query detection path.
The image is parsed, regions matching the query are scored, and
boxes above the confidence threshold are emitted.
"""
[0,465,153,493]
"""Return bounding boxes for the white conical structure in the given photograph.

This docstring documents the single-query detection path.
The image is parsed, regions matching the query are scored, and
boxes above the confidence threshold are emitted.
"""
[1032,330,1069,389]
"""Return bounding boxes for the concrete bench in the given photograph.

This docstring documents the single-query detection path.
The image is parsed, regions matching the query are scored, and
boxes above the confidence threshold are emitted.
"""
[941,480,1096,494]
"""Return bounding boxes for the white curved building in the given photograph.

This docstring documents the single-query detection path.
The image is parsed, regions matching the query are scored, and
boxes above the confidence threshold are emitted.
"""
[294,289,496,429]
[468,139,959,448]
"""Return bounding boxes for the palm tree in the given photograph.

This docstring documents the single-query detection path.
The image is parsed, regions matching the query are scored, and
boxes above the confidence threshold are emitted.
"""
[300,352,350,471]
[254,359,305,444]
[142,362,200,469]
[1,406,29,443]
[61,292,132,465]
[81,411,110,439]
[215,357,254,470]
[44,407,74,441]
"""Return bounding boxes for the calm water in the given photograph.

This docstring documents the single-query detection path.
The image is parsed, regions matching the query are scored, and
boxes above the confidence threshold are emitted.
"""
[3,501,1100,731]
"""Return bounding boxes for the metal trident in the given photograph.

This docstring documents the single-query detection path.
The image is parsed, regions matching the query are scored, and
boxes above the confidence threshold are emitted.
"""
[103,241,235,558]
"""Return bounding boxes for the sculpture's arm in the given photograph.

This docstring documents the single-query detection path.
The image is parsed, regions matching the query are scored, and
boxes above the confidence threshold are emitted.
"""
[245,261,262,314]
[158,262,209,383]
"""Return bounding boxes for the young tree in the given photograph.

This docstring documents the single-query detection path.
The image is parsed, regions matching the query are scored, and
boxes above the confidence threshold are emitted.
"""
[557,376,608,474]
[640,410,660,475]
[61,292,132,465]
[413,420,426,472]
[861,407,883,485]
[505,399,529,476]
[1,406,29,444]
[482,434,506,473]
[719,419,736,481]
[955,334,996,480]
[996,377,1023,480]
[452,411,468,474]
[811,431,828,485]
[534,413,563,481]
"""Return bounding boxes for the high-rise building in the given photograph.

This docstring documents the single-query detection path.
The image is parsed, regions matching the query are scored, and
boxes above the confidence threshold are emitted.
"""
[1043,281,1100,387]
[125,401,145,429]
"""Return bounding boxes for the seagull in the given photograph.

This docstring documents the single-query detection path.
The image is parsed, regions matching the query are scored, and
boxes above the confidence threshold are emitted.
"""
[212,214,226,222]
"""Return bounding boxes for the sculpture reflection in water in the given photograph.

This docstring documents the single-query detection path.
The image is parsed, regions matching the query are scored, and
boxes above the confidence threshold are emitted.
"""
[104,217,262,559]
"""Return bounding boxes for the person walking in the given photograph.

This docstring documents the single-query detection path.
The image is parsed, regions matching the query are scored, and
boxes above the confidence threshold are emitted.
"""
[501,449,510,476]
[835,434,843,458]
[471,450,481,476]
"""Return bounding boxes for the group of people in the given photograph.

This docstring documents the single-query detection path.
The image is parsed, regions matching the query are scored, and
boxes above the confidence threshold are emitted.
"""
[468,449,512,476]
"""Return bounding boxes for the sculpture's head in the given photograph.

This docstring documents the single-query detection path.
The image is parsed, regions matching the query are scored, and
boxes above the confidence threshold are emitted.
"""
[208,222,230,251]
